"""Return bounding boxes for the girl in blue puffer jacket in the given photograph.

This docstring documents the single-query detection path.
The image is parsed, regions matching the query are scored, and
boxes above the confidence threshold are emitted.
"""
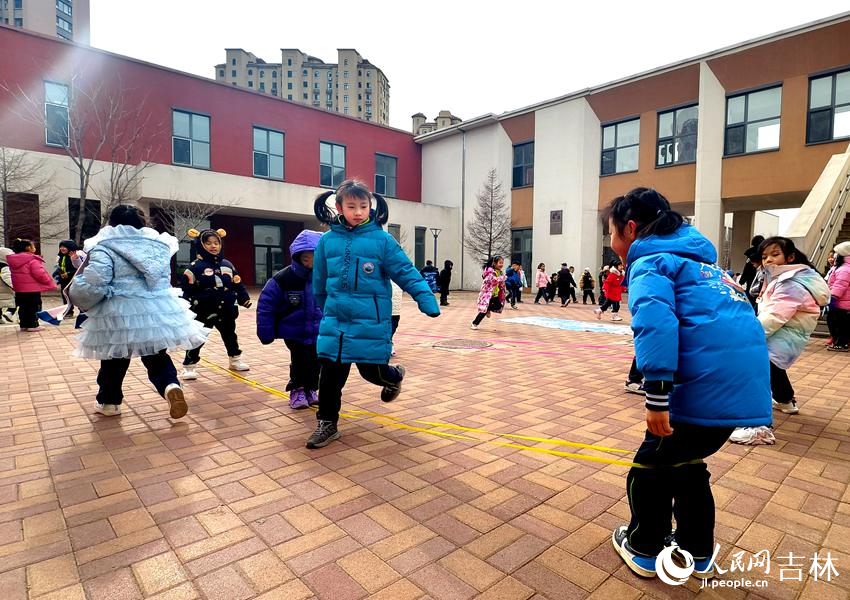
[306,179,440,449]
[256,229,323,410]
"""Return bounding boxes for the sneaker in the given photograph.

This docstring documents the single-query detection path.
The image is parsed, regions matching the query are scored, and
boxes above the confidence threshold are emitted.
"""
[94,403,121,416]
[36,310,61,326]
[624,381,645,395]
[772,399,798,414]
[179,366,198,381]
[826,344,849,352]
[307,390,319,406]
[612,525,656,578]
[22,327,45,332]
[228,355,250,371]
[289,388,309,410]
[306,420,339,449]
[594,309,602,320]
[1,310,13,323]
[729,426,775,445]
[381,365,405,403]
[470,323,479,330]
[689,555,717,580]
[612,314,623,321]
[511,304,518,310]
[164,383,188,419]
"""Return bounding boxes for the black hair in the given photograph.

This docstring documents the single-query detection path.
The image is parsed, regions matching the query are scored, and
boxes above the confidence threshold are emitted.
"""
[313,179,388,226]
[537,262,545,269]
[602,187,684,238]
[609,259,623,269]
[751,235,765,247]
[59,239,79,252]
[426,260,433,265]
[11,238,33,253]
[200,231,221,243]
[485,255,504,270]
[758,236,814,267]
[108,204,147,228]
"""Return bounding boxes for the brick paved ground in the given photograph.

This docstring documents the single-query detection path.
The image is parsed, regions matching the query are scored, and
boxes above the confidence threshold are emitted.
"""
[1,290,849,599]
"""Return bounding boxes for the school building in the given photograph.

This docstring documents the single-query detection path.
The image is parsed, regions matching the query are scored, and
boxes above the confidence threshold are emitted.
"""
[1,12,850,290]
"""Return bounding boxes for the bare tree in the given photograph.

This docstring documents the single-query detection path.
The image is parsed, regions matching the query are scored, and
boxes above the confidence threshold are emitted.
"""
[151,194,240,244]
[465,168,511,267]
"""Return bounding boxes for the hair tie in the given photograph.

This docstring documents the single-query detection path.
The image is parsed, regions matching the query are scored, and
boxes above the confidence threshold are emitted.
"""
[657,209,663,216]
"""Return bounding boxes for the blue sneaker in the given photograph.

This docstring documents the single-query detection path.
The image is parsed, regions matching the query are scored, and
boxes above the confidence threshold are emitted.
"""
[36,311,61,326]
[612,525,656,577]
[666,531,716,580]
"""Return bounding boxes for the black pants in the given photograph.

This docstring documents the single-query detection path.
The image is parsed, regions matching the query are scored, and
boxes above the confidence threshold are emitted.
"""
[628,356,643,384]
[516,288,522,303]
[473,297,503,325]
[317,359,403,423]
[15,292,41,329]
[770,361,794,403]
[284,340,319,392]
[626,423,734,558]
[391,315,400,338]
[558,292,570,305]
[96,350,178,405]
[828,307,849,346]
[507,286,519,307]
[582,289,595,304]
[184,316,240,364]
[568,287,577,303]
[599,298,620,313]
[440,287,449,306]
[534,288,547,303]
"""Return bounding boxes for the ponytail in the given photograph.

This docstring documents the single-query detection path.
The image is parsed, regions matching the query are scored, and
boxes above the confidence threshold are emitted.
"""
[372,192,389,226]
[602,187,684,238]
[313,191,336,225]
[312,180,389,226]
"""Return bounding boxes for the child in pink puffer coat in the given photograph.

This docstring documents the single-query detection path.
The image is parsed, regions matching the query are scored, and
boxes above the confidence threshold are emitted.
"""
[6,238,57,332]
[827,241,850,351]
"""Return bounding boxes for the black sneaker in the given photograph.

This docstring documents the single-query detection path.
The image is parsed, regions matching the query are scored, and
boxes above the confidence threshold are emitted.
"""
[611,525,657,578]
[306,420,339,449]
[381,365,405,402]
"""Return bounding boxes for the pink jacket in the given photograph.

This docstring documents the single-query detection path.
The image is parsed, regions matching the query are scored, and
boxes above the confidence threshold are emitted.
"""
[476,267,507,313]
[535,269,549,288]
[829,264,850,310]
[6,253,57,293]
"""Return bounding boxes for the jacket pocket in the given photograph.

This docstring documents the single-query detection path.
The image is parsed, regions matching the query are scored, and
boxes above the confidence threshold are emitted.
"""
[354,258,360,291]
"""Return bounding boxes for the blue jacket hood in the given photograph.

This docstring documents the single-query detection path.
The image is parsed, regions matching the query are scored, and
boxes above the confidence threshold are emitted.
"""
[290,229,323,257]
[626,224,716,284]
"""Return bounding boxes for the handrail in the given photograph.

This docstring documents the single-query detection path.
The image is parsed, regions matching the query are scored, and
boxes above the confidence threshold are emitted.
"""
[811,171,850,269]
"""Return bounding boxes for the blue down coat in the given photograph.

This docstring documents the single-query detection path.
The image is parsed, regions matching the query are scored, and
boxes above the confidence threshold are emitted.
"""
[256,230,323,345]
[626,223,772,428]
[313,214,440,363]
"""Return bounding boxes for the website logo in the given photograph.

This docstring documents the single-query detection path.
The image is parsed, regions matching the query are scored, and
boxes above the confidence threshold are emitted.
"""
[656,546,694,586]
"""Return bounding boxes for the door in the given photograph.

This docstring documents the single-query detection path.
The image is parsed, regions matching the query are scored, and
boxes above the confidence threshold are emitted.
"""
[253,224,283,285]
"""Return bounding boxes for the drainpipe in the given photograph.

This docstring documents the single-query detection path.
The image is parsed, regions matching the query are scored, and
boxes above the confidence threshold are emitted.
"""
[460,130,467,290]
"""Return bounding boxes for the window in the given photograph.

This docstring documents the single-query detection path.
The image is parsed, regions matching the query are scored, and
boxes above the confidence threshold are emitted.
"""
[343,94,349,103]
[344,58,349,66]
[172,110,210,169]
[14,0,23,8]
[343,83,349,90]
[253,127,284,180]
[287,94,293,100]
[68,198,102,242]
[512,141,534,187]
[725,86,782,155]
[807,70,850,143]
[218,69,224,77]
[287,58,292,66]
[248,81,253,88]
[366,82,372,89]
[343,71,349,79]
[302,93,308,99]
[343,107,348,114]
[272,71,277,78]
[232,58,236,66]
[367,71,371,78]
[414,227,426,269]
[302,69,308,76]
[248,69,253,76]
[287,82,292,90]
[302,81,307,88]
[259,70,264,78]
[44,81,69,147]
[14,17,22,26]
[314,71,319,77]
[259,82,265,91]
[231,69,236,78]
[387,224,400,241]
[313,93,319,101]
[56,0,72,16]
[287,70,292,77]
[328,72,333,80]
[56,16,72,32]
[601,119,639,175]
[657,105,698,166]
[320,142,345,187]
[375,154,397,197]
[313,82,319,89]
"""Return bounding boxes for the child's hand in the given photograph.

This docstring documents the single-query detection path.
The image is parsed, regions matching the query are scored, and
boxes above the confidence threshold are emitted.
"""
[646,410,672,437]
[240,299,253,309]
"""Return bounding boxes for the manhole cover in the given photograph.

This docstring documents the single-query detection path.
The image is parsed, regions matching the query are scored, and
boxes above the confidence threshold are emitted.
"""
[433,339,493,350]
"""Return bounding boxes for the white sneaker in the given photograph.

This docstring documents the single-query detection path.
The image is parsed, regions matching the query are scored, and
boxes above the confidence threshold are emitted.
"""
[594,309,602,320]
[470,324,479,330]
[611,314,623,321]
[729,426,775,445]
[772,399,798,414]
[94,403,121,416]
[164,383,188,419]
[228,356,250,371]
[624,381,645,395]
[179,366,198,380]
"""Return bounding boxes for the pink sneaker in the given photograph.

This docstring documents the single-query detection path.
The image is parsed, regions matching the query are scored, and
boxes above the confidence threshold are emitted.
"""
[307,390,319,406]
[289,388,309,409]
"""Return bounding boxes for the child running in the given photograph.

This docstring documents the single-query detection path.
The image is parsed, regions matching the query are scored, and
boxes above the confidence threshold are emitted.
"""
[595,260,624,321]
[307,179,440,448]
[471,256,507,330]
[7,238,56,332]
[179,228,252,380]
[256,230,323,409]
[604,187,771,581]
[580,267,595,304]
[534,263,549,303]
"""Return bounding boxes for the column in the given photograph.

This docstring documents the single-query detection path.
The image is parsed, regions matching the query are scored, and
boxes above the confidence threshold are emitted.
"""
[694,61,726,253]
[730,210,754,273]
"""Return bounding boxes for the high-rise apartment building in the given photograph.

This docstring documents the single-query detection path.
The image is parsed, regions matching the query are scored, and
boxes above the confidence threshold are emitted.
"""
[215,47,390,125]
[0,0,89,44]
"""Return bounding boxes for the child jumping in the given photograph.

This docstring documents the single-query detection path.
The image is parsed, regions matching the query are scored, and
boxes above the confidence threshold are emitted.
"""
[604,187,771,581]
[7,238,56,332]
[180,228,252,380]
[471,256,507,330]
[307,179,440,448]
[595,260,624,321]
[256,229,323,409]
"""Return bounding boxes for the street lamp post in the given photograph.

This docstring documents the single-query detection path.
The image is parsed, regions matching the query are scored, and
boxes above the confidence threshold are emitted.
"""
[429,228,442,265]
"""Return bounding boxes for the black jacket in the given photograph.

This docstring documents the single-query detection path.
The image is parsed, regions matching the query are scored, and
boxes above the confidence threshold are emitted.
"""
[557,268,576,293]
[438,261,453,289]
[181,244,250,321]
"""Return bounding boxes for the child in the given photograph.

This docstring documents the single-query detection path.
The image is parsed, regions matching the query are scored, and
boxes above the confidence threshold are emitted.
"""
[827,241,850,351]
[68,205,207,418]
[595,260,624,321]
[604,187,771,581]
[420,260,439,293]
[598,265,609,304]
[7,238,56,332]
[506,261,522,309]
[534,263,549,303]
[438,260,453,306]
[180,228,252,380]
[308,179,440,448]
[256,229,323,409]
[0,247,16,324]
[580,267,595,304]
[546,272,558,304]
[557,263,575,307]
[55,240,80,317]
[517,265,527,303]
[471,256,507,329]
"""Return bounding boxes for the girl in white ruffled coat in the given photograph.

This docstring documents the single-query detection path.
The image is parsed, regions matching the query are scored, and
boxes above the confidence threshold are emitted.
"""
[69,205,208,418]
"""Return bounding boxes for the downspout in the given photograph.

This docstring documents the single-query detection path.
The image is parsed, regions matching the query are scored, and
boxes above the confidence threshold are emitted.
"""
[460,130,467,289]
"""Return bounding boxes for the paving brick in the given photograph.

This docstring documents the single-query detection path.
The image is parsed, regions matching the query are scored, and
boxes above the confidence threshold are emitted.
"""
[195,565,255,600]
[25,553,79,597]
[131,551,189,596]
[302,563,367,600]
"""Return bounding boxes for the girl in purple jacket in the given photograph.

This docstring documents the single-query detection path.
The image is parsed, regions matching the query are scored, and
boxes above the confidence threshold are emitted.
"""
[256,230,323,409]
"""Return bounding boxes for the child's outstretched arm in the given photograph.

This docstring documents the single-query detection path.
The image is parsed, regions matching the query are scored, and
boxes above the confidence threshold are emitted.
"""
[382,236,439,317]
[628,255,679,436]
[312,236,328,311]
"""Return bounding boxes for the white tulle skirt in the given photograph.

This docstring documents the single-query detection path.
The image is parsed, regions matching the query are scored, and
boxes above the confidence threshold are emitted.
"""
[74,289,209,360]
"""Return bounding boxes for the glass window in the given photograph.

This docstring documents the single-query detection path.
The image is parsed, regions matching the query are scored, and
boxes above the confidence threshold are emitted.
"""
[253,127,284,180]
[807,70,850,143]
[56,16,72,32]
[248,69,253,76]
[375,153,397,197]
[231,69,236,78]
[387,224,400,241]
[657,105,698,166]
[512,141,534,187]
[253,225,281,245]
[724,86,782,156]
[414,227,426,269]
[600,118,639,175]
[172,110,210,168]
[44,81,69,147]
[320,142,345,187]
[56,1,72,16]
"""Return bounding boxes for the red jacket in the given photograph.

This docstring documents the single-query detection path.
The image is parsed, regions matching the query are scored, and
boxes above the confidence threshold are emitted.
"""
[6,253,57,293]
[603,269,624,301]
